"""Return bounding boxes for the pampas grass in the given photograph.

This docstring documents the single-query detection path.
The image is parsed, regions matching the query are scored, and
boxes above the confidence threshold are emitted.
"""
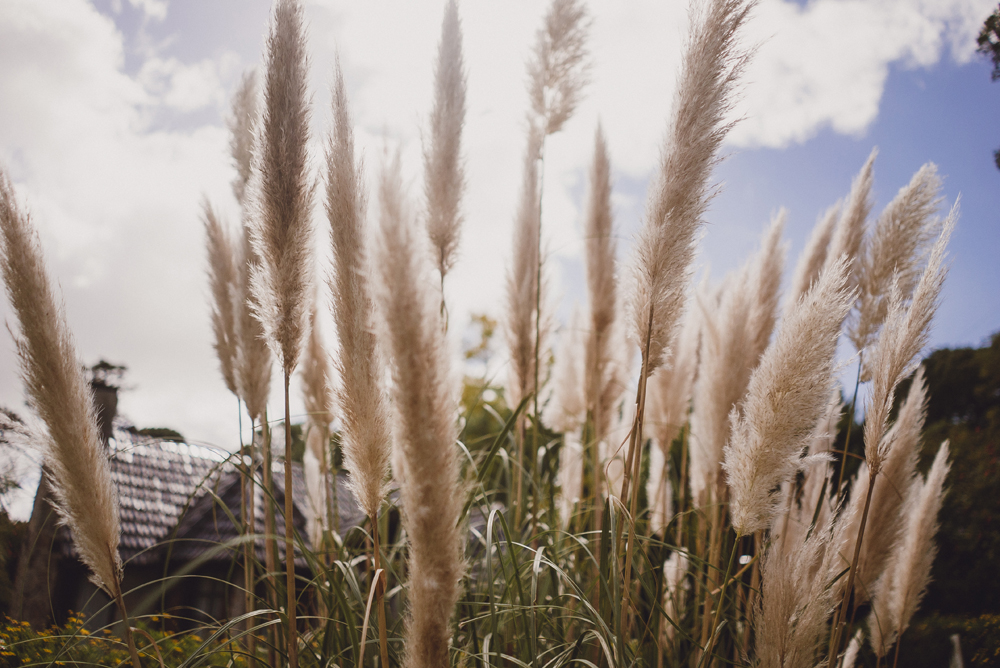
[0,169,140,668]
[325,59,392,524]
[374,154,463,668]
[724,257,853,536]
[868,441,951,661]
[203,200,240,396]
[825,148,876,294]
[424,0,467,287]
[746,210,788,363]
[850,163,943,355]
[248,3,315,664]
[528,0,590,136]
[628,0,753,377]
[787,202,840,308]
[853,367,927,603]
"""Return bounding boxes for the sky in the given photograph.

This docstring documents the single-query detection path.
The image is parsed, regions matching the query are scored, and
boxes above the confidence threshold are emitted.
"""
[1,0,998,519]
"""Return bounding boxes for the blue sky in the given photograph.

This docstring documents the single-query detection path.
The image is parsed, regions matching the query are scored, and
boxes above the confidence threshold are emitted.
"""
[1,0,998,517]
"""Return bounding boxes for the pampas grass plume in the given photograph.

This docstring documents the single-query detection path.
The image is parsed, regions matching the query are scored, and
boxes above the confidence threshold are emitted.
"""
[850,163,943,354]
[724,256,853,536]
[425,0,467,281]
[235,228,273,422]
[747,209,788,363]
[824,148,876,293]
[325,59,392,521]
[229,69,258,206]
[249,0,314,376]
[629,0,753,376]
[529,0,590,135]
[864,205,955,474]
[868,440,950,656]
[374,154,463,668]
[204,200,239,396]
[0,170,122,597]
[786,201,840,309]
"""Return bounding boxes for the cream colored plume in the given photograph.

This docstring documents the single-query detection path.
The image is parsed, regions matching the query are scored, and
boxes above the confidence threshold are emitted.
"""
[746,210,788,364]
[662,550,689,640]
[689,268,753,503]
[248,0,314,376]
[229,69,258,206]
[824,148,876,293]
[755,521,836,668]
[868,441,950,657]
[528,0,590,135]
[235,228,273,423]
[374,155,464,668]
[863,207,955,475]
[0,170,122,597]
[325,59,392,521]
[774,392,840,558]
[853,366,926,603]
[505,125,545,408]
[628,0,753,376]
[545,307,587,434]
[647,439,674,536]
[724,257,853,536]
[301,303,334,429]
[424,0,467,282]
[203,200,239,396]
[850,163,943,355]
[584,125,623,445]
[647,296,700,453]
[556,429,585,527]
[787,202,840,309]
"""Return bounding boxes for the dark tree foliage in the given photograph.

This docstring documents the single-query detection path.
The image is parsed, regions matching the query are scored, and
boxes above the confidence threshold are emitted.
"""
[895,332,1000,617]
[977,5,1000,170]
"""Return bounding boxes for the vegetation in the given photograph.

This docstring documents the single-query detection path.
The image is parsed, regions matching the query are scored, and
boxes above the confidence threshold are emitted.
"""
[0,0,993,667]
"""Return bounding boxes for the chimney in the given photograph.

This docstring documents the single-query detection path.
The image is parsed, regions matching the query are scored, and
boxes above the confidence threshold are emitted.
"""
[90,380,118,444]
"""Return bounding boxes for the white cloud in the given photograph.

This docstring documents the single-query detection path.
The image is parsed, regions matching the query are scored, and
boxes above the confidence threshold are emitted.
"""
[730,0,996,148]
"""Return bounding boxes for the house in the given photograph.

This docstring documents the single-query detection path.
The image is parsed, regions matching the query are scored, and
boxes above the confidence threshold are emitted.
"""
[11,382,366,630]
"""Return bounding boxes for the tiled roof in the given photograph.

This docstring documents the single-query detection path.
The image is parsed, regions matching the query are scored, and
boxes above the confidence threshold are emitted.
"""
[56,422,367,568]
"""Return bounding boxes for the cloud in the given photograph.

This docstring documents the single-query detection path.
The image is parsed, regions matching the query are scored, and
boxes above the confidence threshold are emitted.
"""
[730,0,996,148]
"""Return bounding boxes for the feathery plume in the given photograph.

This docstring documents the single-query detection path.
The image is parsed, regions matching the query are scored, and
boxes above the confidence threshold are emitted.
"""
[850,163,943,355]
[647,297,700,451]
[545,307,587,433]
[786,201,840,309]
[234,229,272,422]
[301,303,334,429]
[863,206,955,475]
[374,154,463,668]
[725,257,853,535]
[853,366,926,603]
[204,200,239,396]
[746,209,788,364]
[774,392,840,558]
[300,304,334,543]
[229,69,259,206]
[688,269,753,502]
[868,441,950,657]
[325,59,392,521]
[647,439,674,536]
[841,630,863,668]
[505,125,544,408]
[824,148,876,294]
[249,0,314,377]
[755,523,836,668]
[583,124,624,444]
[424,0,467,281]
[0,170,122,599]
[557,429,585,527]
[528,0,590,135]
[662,550,689,640]
[628,0,753,376]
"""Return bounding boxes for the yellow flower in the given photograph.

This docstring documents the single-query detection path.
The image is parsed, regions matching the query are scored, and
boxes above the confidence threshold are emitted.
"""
[80,629,90,636]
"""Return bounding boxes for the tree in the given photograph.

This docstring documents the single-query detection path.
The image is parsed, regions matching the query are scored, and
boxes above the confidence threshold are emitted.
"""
[976,4,1000,169]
